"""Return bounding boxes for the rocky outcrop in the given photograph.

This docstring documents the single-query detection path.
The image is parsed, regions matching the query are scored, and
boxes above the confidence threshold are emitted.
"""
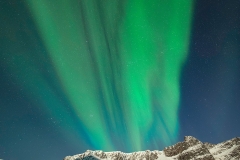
[164,136,214,160]
[64,136,240,160]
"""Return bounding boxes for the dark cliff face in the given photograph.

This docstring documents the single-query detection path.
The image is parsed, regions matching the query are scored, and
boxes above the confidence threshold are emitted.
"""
[64,136,240,160]
[164,136,202,157]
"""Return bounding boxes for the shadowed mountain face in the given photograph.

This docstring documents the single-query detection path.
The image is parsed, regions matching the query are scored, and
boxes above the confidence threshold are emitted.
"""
[64,136,240,160]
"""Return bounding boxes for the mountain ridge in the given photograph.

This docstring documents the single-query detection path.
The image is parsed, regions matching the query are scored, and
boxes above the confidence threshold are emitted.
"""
[64,136,240,160]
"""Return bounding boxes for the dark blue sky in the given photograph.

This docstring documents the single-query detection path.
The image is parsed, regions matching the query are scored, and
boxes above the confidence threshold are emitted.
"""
[179,0,240,143]
[1,0,240,160]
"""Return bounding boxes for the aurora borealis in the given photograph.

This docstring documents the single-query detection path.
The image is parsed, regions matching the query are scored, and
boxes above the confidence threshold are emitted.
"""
[26,0,193,151]
[1,0,240,160]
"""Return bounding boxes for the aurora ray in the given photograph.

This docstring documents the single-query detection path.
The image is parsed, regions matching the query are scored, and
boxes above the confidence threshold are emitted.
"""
[25,0,194,151]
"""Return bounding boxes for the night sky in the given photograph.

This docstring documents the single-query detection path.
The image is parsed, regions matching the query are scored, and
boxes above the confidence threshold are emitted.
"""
[0,0,240,160]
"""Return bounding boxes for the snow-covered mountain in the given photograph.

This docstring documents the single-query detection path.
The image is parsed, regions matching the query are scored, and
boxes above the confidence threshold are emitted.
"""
[64,136,240,160]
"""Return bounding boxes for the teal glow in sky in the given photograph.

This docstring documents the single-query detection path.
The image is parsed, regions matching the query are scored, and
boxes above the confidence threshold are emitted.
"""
[25,0,194,151]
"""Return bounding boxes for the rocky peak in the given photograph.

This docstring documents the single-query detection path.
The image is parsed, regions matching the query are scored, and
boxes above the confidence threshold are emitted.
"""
[184,136,202,146]
[164,136,214,160]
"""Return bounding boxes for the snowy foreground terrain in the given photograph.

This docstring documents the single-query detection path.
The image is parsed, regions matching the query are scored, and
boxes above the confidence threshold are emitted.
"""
[64,136,240,160]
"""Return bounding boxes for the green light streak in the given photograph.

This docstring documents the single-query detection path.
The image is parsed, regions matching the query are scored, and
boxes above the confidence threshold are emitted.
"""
[121,0,193,150]
[25,0,116,150]
[25,0,193,151]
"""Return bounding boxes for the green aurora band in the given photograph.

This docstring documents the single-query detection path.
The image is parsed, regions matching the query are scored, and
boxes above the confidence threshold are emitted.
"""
[25,0,194,151]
